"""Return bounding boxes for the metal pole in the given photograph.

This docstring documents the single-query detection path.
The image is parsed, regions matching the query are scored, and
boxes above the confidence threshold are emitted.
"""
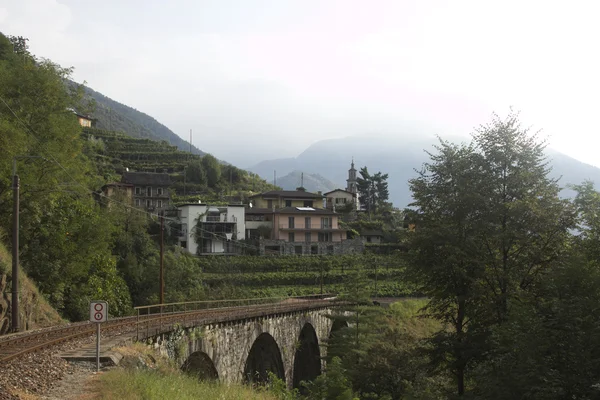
[11,174,19,333]
[160,212,164,305]
[96,322,100,372]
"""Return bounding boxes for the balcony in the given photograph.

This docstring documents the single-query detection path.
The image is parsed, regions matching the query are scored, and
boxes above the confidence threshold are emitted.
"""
[205,215,238,223]
[279,224,343,231]
[197,222,236,239]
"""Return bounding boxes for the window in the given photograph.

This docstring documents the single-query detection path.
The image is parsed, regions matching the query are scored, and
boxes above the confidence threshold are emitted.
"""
[289,232,295,242]
[135,199,141,206]
[135,187,141,195]
[304,200,313,207]
[146,186,152,197]
[157,187,163,196]
[311,245,318,255]
[157,200,163,208]
[295,246,303,255]
[181,241,187,249]
[146,200,152,208]
[288,216,295,228]
[367,236,372,243]
[305,217,311,229]
[321,217,332,229]
[305,232,311,242]
[285,200,292,207]
[318,232,331,242]
[267,199,273,209]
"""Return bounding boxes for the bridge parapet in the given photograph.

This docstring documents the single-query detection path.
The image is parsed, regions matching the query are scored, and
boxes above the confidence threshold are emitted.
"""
[134,295,347,388]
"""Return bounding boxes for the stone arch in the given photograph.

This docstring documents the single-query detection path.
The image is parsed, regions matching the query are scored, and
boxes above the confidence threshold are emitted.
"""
[181,351,219,381]
[329,318,349,339]
[243,332,285,384]
[292,322,321,389]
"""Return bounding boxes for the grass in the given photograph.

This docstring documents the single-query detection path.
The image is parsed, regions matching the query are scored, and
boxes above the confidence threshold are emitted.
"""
[389,298,441,338]
[95,343,278,400]
[96,369,278,400]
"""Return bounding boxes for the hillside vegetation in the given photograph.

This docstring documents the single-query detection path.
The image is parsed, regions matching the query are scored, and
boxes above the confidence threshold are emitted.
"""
[81,84,207,156]
[0,232,63,333]
[83,127,276,204]
[0,33,278,328]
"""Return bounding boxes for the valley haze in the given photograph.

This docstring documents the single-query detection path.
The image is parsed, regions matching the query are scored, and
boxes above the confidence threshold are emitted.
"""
[2,0,599,169]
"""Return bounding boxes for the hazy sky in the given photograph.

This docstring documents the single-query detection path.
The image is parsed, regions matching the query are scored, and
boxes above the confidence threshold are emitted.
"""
[2,0,599,167]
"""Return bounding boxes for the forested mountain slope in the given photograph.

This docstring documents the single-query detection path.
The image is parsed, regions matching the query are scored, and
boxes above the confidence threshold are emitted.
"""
[80,85,206,156]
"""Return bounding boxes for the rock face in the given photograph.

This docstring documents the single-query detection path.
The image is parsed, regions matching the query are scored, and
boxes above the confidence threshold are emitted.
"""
[0,273,10,334]
[0,245,63,335]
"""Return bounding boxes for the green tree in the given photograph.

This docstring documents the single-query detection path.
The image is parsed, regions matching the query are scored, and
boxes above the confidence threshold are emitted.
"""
[201,154,221,187]
[186,159,207,185]
[302,357,355,400]
[472,113,575,322]
[471,254,600,399]
[407,140,486,396]
[356,167,389,214]
[407,112,575,396]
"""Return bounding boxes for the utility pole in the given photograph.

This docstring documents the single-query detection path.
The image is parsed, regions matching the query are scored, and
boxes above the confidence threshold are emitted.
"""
[159,212,164,305]
[11,161,19,332]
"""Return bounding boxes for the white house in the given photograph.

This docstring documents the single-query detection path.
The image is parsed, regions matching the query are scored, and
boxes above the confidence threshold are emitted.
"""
[324,189,357,211]
[178,204,245,255]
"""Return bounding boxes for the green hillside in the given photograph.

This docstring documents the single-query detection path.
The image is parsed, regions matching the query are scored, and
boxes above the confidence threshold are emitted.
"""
[81,84,207,156]
[82,127,277,204]
[197,254,413,299]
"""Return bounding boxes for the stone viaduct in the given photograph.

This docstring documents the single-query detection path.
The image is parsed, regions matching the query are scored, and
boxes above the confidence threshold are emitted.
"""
[146,302,348,389]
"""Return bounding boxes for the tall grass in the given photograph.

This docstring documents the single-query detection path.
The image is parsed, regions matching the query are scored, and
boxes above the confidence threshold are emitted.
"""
[390,298,440,338]
[97,369,278,400]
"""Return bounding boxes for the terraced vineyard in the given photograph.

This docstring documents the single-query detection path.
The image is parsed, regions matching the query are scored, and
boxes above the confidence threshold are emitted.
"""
[82,127,276,203]
[196,254,415,298]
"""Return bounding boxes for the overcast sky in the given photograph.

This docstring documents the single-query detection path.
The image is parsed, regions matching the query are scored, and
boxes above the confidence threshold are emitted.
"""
[2,0,599,167]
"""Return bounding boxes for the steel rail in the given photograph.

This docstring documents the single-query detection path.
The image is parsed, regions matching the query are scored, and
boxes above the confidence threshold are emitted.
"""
[0,296,339,363]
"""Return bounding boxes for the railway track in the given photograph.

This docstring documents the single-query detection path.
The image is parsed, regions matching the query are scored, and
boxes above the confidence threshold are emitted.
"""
[0,297,337,363]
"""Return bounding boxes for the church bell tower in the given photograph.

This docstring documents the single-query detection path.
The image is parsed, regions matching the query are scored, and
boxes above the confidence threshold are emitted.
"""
[346,158,357,194]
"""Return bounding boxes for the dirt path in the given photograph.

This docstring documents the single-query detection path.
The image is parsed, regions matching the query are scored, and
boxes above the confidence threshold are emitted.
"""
[38,362,101,400]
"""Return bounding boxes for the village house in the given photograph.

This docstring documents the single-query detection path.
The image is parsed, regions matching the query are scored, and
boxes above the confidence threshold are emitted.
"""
[178,204,245,255]
[121,171,172,212]
[360,229,384,244]
[100,182,134,206]
[324,189,356,211]
[246,190,362,255]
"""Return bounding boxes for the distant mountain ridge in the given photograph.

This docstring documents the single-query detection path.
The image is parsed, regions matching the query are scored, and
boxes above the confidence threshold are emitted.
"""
[249,135,600,208]
[81,85,206,156]
[275,171,339,193]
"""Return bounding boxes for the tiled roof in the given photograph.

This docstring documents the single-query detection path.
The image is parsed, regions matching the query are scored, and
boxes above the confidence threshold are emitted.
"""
[323,189,355,196]
[246,207,274,214]
[249,190,324,199]
[245,206,337,215]
[275,207,336,215]
[122,171,171,186]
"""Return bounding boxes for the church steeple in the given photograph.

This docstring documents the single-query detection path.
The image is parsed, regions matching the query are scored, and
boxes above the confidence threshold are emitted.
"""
[346,158,357,194]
